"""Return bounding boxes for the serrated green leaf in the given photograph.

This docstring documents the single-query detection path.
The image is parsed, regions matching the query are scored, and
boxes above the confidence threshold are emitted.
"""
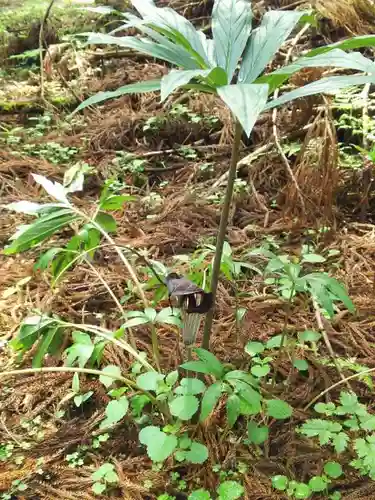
[251,364,270,378]
[139,425,160,445]
[308,476,328,492]
[266,334,284,348]
[179,435,192,449]
[245,341,264,356]
[99,365,122,388]
[324,461,343,479]
[294,483,311,499]
[100,194,136,210]
[293,359,309,371]
[217,480,244,500]
[180,360,215,375]
[272,475,288,491]
[94,212,117,233]
[265,399,293,419]
[298,330,321,343]
[136,372,165,392]
[247,421,269,444]
[100,397,129,428]
[169,394,199,420]
[239,10,306,83]
[185,442,208,464]
[200,381,223,421]
[218,83,268,136]
[193,348,224,379]
[333,432,349,453]
[226,394,241,428]
[314,402,336,416]
[175,378,206,395]
[188,489,211,500]
[92,482,106,495]
[166,370,179,387]
[65,331,95,368]
[139,426,178,462]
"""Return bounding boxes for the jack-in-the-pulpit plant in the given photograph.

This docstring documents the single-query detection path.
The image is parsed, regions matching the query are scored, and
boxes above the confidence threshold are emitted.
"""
[74,0,375,349]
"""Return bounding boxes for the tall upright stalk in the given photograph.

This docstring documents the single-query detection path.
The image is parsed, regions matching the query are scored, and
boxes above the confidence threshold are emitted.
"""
[202,120,243,350]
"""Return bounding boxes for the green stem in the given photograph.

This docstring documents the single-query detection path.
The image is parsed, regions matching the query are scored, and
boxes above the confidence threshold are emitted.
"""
[271,284,295,386]
[151,324,161,372]
[202,120,243,350]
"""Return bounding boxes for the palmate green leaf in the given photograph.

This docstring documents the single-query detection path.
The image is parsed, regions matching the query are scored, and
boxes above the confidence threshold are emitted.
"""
[132,0,209,67]
[161,68,212,101]
[212,0,252,82]
[262,48,375,93]
[116,13,205,69]
[239,10,307,83]
[218,83,269,136]
[74,79,161,113]
[264,74,375,110]
[87,31,200,70]
[4,209,78,255]
[308,34,375,56]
